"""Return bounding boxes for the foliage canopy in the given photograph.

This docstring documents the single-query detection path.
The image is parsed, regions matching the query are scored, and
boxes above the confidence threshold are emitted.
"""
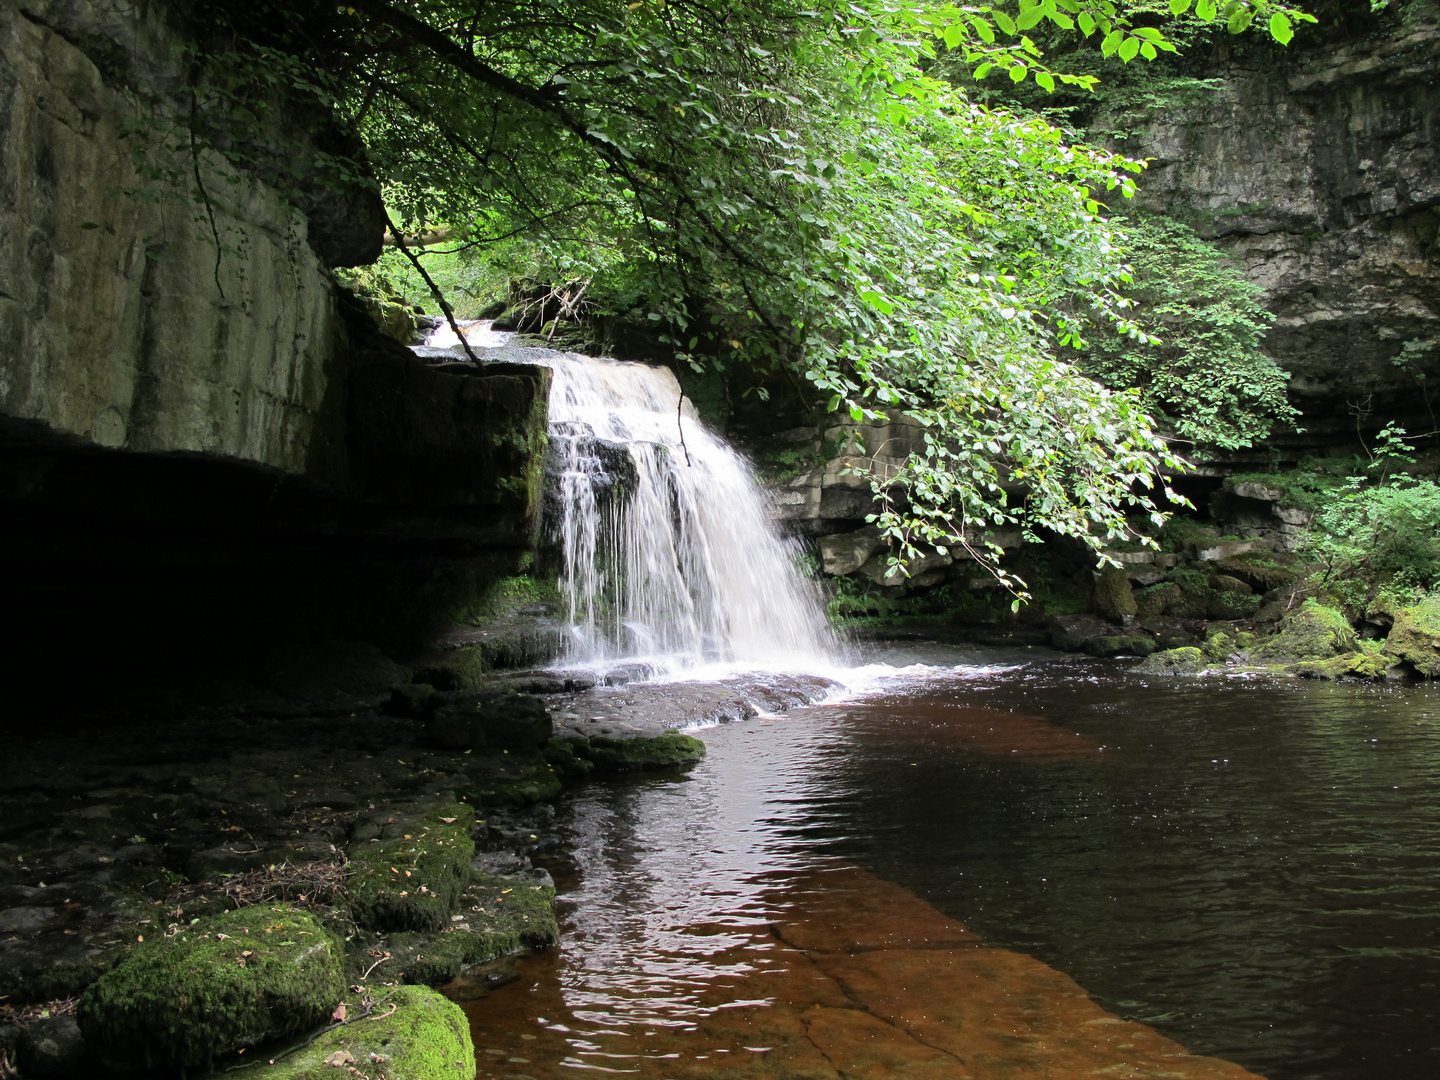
[189,0,1306,592]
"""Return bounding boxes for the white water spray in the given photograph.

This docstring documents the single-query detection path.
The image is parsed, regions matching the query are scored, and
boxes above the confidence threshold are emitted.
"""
[426,322,835,673]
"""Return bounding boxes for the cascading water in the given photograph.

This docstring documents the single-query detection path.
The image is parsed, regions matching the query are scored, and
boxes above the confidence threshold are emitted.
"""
[424,321,835,672]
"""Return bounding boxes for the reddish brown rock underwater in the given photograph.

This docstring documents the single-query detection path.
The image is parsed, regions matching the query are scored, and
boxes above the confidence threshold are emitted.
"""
[463,863,1262,1079]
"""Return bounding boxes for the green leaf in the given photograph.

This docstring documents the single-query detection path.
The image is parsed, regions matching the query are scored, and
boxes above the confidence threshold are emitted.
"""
[1035,71,1056,92]
[1100,29,1123,56]
[993,9,1017,35]
[1196,0,1217,19]
[1048,11,1075,29]
[1269,11,1293,43]
[1016,7,1046,30]
[1009,63,1028,82]
[942,21,964,49]
[970,16,995,42]
[1169,0,1192,12]
[973,62,995,79]
[1078,11,1097,34]
[1140,41,1157,59]
[1118,35,1140,61]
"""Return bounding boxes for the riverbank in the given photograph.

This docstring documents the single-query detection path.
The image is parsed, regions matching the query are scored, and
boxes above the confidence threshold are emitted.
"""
[0,672,836,1078]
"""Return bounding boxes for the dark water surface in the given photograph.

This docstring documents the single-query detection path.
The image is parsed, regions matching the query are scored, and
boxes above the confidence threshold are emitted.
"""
[466,652,1440,1080]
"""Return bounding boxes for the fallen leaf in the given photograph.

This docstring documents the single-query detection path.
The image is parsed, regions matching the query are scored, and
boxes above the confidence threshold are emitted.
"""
[439,817,457,824]
[332,1002,348,1022]
[324,1049,355,1067]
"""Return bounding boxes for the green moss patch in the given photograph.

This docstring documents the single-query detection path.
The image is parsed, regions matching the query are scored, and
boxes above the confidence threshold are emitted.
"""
[76,905,343,1072]
[379,871,559,984]
[1294,652,1393,681]
[578,733,707,772]
[458,763,564,806]
[347,804,477,934]
[235,985,473,1080]
[1135,646,1208,675]
[1253,600,1356,665]
[1382,594,1440,677]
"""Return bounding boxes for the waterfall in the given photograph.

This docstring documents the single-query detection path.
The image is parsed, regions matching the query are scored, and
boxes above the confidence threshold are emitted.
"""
[424,322,835,672]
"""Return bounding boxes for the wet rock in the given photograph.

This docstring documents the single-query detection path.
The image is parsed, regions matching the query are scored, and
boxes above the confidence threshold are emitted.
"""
[16,1014,88,1077]
[0,907,61,934]
[1083,634,1156,658]
[856,548,952,587]
[818,527,886,576]
[388,682,437,718]
[1196,538,1272,562]
[1048,614,1124,652]
[428,692,552,751]
[1215,553,1298,593]
[77,906,344,1072]
[1092,565,1137,622]
[1135,647,1209,675]
[1210,574,1253,595]
[235,984,473,1080]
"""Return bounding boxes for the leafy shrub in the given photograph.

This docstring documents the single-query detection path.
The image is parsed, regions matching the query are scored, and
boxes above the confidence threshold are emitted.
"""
[1075,214,1298,451]
[1301,478,1440,597]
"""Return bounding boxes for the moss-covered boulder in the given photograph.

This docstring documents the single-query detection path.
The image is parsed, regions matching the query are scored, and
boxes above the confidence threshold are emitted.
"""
[578,733,707,772]
[378,870,560,985]
[235,985,473,1080]
[1382,594,1440,676]
[1253,600,1357,665]
[1093,564,1137,622]
[1134,582,1181,618]
[1135,646,1208,675]
[1207,589,1263,621]
[348,803,477,933]
[1082,634,1155,658]
[76,906,344,1072]
[1294,651,1394,681]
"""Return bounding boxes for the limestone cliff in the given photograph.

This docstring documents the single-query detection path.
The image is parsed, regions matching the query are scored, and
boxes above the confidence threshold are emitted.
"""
[1097,16,1440,459]
[1,0,345,471]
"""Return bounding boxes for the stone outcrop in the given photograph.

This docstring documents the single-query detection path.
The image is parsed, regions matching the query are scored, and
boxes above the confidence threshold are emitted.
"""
[1,1,345,471]
[1097,18,1440,459]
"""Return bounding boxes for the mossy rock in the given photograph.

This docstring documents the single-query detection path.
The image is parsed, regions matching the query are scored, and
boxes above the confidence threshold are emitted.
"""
[543,737,596,777]
[377,871,559,984]
[1082,634,1155,658]
[1092,564,1137,622]
[1294,651,1393,681]
[1214,553,1298,593]
[1253,600,1357,664]
[1135,582,1181,618]
[412,647,488,691]
[1207,590,1262,621]
[347,804,477,934]
[1381,594,1440,677]
[578,733,707,772]
[1135,646,1208,675]
[459,763,564,807]
[234,985,473,1080]
[76,905,344,1072]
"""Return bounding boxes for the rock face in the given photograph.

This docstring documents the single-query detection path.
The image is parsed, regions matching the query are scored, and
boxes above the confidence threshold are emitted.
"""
[1099,19,1440,456]
[1,1,342,472]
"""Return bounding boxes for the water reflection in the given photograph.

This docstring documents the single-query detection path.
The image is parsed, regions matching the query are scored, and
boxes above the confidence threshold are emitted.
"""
[464,656,1440,1080]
